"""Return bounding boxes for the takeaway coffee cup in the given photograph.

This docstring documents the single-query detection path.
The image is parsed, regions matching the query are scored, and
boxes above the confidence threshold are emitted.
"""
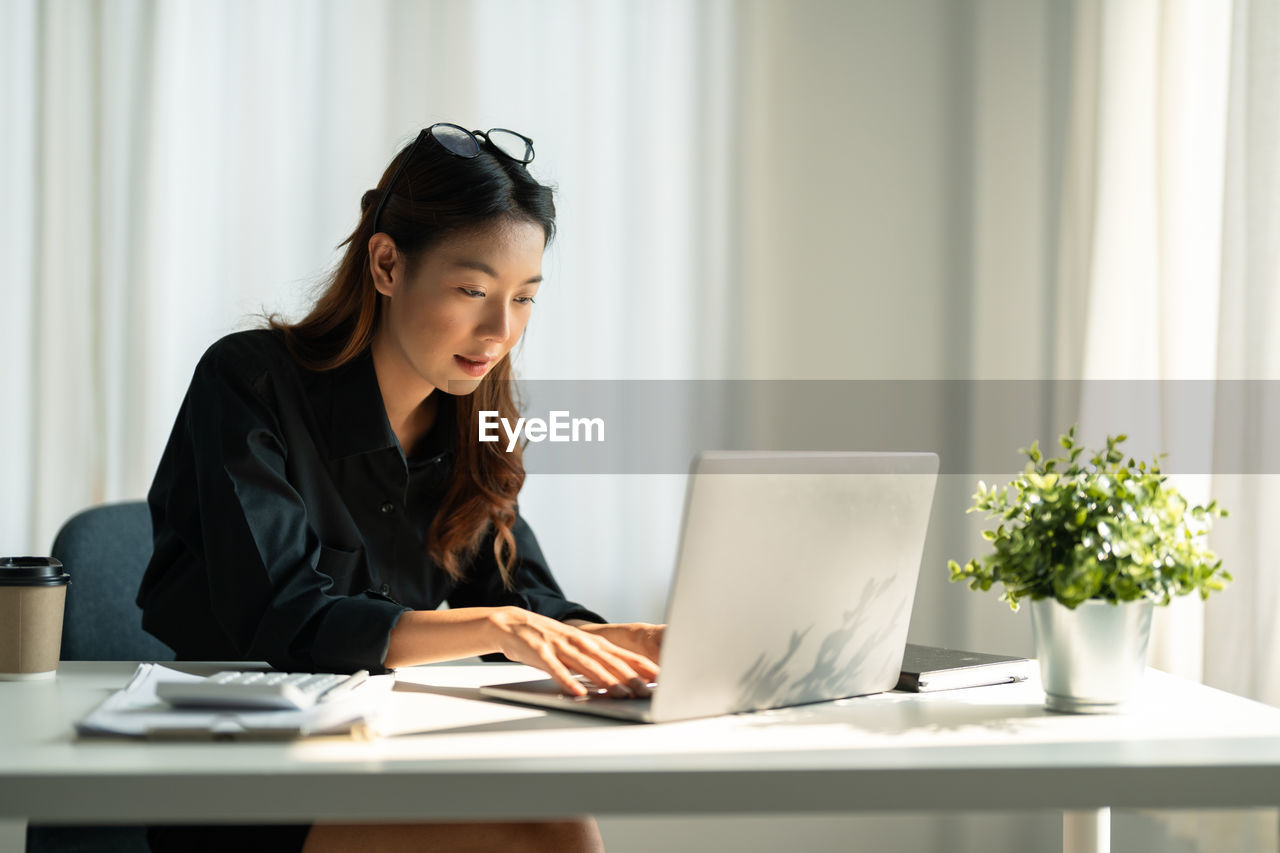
[0,557,71,680]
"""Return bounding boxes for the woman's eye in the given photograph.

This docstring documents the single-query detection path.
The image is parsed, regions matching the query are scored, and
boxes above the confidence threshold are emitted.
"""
[459,288,534,305]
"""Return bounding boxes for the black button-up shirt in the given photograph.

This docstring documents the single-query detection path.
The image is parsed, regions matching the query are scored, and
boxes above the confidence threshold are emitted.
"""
[137,329,604,673]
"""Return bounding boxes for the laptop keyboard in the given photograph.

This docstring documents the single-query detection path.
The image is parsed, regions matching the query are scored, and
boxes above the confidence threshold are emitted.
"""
[577,679,659,700]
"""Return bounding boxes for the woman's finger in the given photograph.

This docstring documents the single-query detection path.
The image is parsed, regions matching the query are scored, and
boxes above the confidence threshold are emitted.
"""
[570,634,659,694]
[535,646,588,697]
[559,644,642,697]
[576,623,665,669]
[583,644,656,697]
[565,634,657,693]
[593,638,660,681]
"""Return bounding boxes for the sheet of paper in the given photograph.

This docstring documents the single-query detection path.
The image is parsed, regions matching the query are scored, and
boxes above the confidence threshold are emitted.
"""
[76,663,394,739]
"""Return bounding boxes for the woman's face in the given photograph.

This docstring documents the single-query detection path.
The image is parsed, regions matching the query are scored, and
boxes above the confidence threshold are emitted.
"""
[370,217,545,397]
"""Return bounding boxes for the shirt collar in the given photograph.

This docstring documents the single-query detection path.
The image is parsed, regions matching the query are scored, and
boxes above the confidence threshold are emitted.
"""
[315,347,397,460]
[314,347,458,462]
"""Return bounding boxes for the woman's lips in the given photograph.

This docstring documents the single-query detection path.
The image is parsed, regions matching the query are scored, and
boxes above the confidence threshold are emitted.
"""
[454,354,490,377]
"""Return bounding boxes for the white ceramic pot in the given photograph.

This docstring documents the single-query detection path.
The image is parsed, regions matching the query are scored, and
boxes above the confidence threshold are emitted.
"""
[1029,598,1154,713]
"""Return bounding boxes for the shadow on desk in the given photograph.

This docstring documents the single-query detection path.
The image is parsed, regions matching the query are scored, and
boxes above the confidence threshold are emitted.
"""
[734,686,1050,737]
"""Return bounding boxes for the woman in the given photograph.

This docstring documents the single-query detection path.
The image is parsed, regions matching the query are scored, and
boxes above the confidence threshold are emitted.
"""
[137,123,663,853]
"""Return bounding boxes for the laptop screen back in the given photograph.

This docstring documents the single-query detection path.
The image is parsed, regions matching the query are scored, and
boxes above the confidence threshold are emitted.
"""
[650,451,939,722]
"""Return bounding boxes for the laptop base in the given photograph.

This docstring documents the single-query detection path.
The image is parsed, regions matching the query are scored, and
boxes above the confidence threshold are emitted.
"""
[479,678,653,722]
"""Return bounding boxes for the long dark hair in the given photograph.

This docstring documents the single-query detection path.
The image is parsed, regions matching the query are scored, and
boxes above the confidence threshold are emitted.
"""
[269,128,556,587]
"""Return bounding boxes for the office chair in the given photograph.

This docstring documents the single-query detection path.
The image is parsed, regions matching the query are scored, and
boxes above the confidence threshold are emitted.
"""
[27,501,172,853]
[51,501,173,663]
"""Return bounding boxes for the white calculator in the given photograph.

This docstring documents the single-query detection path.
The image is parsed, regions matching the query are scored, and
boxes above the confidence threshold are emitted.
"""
[156,670,370,711]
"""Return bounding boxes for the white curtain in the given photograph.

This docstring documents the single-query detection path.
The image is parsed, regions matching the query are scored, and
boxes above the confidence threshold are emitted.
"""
[1054,0,1278,849]
[1206,0,1280,704]
[0,0,735,629]
[1057,0,1280,707]
[1067,0,1233,683]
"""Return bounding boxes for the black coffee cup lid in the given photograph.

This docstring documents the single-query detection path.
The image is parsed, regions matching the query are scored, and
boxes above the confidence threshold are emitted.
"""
[0,557,71,587]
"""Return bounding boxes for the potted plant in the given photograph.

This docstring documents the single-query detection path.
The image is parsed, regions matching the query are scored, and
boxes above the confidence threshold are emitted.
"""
[949,426,1230,713]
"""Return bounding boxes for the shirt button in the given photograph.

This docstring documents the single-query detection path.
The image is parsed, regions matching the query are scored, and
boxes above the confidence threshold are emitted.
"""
[380,583,391,595]
[379,501,395,514]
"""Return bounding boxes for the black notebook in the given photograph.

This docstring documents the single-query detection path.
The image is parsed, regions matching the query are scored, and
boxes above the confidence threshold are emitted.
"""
[896,644,1035,693]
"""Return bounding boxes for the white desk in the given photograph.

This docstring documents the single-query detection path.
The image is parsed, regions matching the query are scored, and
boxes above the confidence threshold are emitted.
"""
[4,661,1280,853]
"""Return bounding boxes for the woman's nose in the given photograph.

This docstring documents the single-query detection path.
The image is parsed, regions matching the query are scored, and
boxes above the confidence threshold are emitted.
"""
[477,303,511,342]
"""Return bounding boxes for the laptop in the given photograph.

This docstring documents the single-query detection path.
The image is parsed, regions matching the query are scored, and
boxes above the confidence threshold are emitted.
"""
[479,450,940,723]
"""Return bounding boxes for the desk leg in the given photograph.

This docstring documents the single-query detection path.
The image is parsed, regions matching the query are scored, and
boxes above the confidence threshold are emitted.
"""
[0,819,26,853]
[1063,808,1110,853]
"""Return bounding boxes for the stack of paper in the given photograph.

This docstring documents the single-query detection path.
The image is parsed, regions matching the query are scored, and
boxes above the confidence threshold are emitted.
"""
[76,663,395,740]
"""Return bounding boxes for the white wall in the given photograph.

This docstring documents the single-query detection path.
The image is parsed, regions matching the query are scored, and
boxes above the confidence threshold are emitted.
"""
[734,0,1061,665]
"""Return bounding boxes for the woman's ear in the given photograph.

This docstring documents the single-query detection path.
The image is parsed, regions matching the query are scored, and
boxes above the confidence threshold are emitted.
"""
[368,234,398,297]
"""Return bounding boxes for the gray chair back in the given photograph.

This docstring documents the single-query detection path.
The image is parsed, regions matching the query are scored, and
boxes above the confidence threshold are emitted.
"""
[51,501,173,662]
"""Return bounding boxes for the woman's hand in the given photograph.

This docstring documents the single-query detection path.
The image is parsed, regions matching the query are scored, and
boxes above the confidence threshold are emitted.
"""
[487,607,661,698]
[567,620,664,666]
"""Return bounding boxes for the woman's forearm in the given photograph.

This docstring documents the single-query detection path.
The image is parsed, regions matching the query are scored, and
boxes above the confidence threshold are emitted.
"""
[383,607,504,669]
